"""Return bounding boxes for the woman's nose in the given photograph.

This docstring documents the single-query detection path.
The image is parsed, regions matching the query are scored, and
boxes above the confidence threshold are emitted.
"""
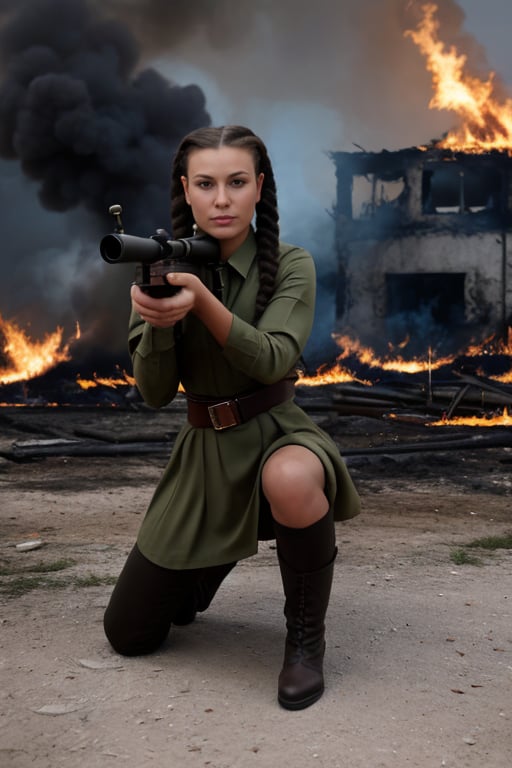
[214,186,229,206]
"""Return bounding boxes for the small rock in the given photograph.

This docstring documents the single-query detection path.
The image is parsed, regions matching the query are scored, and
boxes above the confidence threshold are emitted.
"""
[77,658,124,670]
[16,539,43,551]
[33,703,83,716]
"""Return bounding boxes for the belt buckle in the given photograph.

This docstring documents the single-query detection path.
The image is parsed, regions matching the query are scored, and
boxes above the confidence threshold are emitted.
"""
[208,400,241,431]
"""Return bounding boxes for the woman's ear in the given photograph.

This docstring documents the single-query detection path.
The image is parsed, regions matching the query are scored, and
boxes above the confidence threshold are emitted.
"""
[256,172,264,203]
[181,175,191,204]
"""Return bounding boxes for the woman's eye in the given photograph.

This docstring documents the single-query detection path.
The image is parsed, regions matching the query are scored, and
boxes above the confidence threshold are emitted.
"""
[231,179,245,187]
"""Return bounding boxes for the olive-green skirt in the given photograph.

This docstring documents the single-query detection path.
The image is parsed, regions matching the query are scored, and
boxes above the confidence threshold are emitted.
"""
[137,400,360,569]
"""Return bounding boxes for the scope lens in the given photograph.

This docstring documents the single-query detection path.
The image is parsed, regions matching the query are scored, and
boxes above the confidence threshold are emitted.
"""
[100,235,122,263]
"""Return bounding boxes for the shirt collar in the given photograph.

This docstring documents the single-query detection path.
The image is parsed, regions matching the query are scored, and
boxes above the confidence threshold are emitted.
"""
[225,228,257,279]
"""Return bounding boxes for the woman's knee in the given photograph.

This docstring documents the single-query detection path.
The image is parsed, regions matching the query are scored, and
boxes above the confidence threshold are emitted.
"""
[103,591,171,656]
[103,608,139,657]
[262,446,326,509]
[102,545,174,656]
[103,627,167,657]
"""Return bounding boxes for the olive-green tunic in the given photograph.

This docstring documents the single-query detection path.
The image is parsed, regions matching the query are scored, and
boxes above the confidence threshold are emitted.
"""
[128,230,360,569]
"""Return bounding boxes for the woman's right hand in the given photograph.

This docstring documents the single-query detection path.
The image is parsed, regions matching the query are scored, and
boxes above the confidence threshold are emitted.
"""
[130,283,187,328]
[132,271,233,346]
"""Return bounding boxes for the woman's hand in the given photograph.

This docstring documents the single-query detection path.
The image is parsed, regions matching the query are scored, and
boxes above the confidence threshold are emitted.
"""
[132,270,233,346]
[130,272,206,328]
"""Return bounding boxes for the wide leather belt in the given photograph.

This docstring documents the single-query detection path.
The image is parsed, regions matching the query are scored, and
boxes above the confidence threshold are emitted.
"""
[186,379,296,431]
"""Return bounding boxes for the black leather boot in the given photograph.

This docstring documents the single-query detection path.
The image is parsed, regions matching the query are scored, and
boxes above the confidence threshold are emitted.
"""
[172,561,237,626]
[277,549,337,710]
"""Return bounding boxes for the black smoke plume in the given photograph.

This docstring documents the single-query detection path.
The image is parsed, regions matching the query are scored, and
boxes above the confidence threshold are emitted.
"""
[0,0,212,367]
[0,0,210,234]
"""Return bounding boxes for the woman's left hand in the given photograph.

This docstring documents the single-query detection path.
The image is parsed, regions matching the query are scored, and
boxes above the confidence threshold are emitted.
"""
[131,272,206,328]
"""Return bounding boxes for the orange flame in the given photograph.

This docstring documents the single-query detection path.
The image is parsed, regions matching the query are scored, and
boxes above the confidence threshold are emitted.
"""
[76,371,136,390]
[428,406,511,428]
[298,329,512,386]
[0,314,76,386]
[298,335,453,386]
[405,3,512,153]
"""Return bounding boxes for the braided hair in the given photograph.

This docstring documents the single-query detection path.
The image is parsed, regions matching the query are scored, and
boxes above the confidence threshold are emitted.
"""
[170,125,280,323]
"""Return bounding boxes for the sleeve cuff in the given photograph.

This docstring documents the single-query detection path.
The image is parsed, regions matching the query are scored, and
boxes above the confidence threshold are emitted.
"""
[129,321,175,358]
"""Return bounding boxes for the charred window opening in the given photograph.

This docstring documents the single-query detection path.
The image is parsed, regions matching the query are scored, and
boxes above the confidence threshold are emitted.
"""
[352,174,406,219]
[386,272,466,344]
[422,163,501,214]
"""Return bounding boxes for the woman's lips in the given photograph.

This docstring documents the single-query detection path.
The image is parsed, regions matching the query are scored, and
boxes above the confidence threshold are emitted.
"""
[211,216,235,225]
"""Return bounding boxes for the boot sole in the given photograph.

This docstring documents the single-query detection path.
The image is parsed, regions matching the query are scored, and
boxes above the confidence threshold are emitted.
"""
[278,686,324,711]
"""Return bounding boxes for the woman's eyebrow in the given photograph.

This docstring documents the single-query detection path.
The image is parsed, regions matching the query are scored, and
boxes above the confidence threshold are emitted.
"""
[191,169,251,179]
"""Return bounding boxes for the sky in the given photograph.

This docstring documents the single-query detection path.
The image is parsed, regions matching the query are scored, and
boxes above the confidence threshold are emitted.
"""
[1,0,512,365]
[457,0,512,87]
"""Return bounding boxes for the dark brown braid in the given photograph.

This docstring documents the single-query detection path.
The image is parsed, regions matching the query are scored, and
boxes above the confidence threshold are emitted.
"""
[170,126,280,323]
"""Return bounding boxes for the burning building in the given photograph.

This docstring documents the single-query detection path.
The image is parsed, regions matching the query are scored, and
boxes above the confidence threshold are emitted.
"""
[331,145,512,353]
[328,3,512,356]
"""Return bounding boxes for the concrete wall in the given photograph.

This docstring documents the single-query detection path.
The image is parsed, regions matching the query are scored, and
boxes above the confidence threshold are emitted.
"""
[337,229,512,350]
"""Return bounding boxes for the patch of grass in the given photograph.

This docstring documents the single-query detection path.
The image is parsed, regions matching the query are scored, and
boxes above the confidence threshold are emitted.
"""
[0,558,76,577]
[450,548,482,566]
[449,532,512,566]
[466,534,512,551]
[25,558,76,574]
[0,575,66,598]
[1,576,42,597]
[0,558,78,597]
[0,559,115,598]
[74,574,117,588]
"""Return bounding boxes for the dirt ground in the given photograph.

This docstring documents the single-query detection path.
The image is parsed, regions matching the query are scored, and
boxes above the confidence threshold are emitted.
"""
[0,401,511,768]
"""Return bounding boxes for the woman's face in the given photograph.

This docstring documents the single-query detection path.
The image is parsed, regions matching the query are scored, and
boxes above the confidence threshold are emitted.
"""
[181,146,264,259]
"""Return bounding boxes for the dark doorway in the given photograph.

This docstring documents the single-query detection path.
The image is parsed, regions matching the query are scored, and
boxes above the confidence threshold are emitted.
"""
[386,272,466,350]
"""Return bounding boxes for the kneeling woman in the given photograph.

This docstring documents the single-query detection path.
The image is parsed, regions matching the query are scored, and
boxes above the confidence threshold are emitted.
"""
[103,125,360,710]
